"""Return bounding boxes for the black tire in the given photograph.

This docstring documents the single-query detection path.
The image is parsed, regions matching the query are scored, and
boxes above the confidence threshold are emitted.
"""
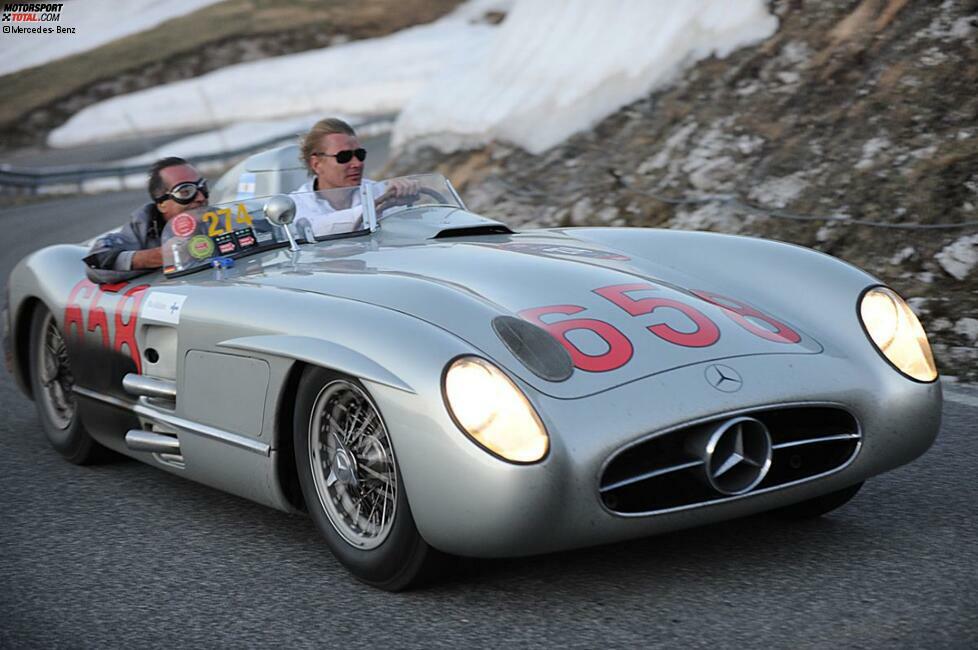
[28,305,110,464]
[294,365,445,590]
[771,481,864,520]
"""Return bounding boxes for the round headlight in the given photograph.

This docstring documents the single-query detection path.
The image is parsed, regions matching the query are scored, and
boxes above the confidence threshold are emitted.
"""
[859,287,937,382]
[443,357,549,463]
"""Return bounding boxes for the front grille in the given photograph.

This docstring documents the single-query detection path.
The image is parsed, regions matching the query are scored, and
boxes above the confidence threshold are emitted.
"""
[599,406,860,515]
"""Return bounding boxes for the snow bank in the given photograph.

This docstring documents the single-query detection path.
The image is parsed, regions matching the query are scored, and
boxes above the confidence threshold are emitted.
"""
[392,0,778,154]
[117,113,393,166]
[48,0,508,148]
[48,0,777,157]
[0,0,223,77]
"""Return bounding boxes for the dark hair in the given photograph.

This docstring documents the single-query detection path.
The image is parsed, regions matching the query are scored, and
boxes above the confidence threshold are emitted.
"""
[148,156,190,200]
[299,118,357,172]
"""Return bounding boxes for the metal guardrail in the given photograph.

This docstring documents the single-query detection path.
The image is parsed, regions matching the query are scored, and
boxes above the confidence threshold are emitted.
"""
[0,133,296,192]
[0,116,395,193]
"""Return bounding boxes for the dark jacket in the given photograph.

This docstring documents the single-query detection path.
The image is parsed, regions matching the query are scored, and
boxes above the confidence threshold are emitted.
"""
[83,202,163,283]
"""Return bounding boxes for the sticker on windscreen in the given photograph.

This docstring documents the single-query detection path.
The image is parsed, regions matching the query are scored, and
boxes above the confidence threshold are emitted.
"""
[171,213,197,238]
[214,231,238,255]
[188,235,215,260]
[234,227,257,249]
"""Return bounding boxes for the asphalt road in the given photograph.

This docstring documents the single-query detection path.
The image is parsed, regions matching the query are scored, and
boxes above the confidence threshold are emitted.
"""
[1,192,976,648]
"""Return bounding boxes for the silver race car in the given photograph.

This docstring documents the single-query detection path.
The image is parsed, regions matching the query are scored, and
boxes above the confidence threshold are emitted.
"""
[4,146,942,590]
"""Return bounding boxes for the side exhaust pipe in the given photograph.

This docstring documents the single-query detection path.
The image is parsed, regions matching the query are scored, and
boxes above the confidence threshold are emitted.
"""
[125,429,180,455]
[123,374,176,400]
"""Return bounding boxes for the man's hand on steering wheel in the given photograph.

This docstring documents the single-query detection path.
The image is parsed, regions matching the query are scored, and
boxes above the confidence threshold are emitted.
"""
[375,178,422,208]
[374,179,454,213]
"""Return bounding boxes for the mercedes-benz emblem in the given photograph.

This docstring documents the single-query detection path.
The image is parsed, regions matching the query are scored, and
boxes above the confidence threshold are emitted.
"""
[329,445,359,489]
[702,417,773,495]
[705,364,743,393]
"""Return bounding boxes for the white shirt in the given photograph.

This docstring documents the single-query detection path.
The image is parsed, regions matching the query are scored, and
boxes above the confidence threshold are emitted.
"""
[290,178,382,239]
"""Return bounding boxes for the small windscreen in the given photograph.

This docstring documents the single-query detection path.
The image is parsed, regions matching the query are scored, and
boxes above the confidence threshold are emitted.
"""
[160,188,367,276]
[160,174,465,275]
[161,198,287,275]
[372,173,465,221]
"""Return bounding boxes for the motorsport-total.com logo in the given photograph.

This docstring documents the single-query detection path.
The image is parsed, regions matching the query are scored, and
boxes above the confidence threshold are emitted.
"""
[2,2,74,34]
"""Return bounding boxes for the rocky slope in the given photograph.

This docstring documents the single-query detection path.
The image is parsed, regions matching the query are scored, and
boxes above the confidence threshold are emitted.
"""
[386,0,978,380]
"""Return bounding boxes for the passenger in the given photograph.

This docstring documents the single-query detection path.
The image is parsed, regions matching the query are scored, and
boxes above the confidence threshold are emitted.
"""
[292,118,416,238]
[85,157,208,280]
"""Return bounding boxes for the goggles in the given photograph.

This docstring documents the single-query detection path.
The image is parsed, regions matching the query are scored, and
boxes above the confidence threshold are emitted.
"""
[313,148,366,164]
[155,178,209,205]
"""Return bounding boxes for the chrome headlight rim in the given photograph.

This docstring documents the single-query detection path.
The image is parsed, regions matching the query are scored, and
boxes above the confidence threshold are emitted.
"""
[857,285,938,384]
[441,354,551,465]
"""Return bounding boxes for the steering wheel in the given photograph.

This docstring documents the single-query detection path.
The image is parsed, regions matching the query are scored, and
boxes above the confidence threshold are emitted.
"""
[375,186,450,210]
[416,187,450,204]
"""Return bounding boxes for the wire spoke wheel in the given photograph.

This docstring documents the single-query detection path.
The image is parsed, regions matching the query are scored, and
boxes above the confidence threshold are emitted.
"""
[308,380,398,550]
[37,313,76,430]
[28,305,109,465]
[295,367,444,589]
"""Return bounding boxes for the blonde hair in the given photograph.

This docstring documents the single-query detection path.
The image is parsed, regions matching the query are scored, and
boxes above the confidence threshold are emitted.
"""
[300,118,356,172]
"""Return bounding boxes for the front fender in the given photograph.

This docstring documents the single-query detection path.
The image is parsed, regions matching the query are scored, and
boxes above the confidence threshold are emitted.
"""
[218,334,414,394]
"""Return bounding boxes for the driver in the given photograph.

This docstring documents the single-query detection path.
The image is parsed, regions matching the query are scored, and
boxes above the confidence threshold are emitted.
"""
[85,157,208,280]
[291,118,416,237]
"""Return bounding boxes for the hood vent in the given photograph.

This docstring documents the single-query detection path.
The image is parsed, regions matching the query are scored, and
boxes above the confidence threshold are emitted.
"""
[434,225,513,238]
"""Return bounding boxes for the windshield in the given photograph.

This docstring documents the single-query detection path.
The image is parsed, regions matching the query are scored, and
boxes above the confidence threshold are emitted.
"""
[290,185,366,242]
[369,173,465,222]
[161,173,464,276]
[160,188,367,276]
[161,197,287,276]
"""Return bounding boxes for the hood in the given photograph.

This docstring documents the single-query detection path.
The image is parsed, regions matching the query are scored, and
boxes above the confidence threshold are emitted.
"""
[234,223,821,398]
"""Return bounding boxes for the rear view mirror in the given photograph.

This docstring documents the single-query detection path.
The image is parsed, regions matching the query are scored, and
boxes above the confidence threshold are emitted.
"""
[263,194,299,252]
[263,195,296,226]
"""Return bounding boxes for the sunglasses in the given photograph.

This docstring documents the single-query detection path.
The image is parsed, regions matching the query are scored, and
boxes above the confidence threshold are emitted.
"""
[156,178,209,205]
[313,148,366,164]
